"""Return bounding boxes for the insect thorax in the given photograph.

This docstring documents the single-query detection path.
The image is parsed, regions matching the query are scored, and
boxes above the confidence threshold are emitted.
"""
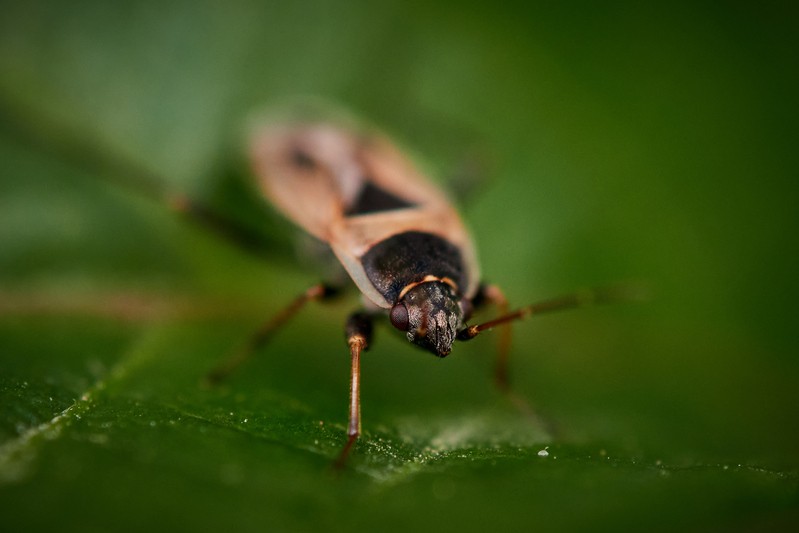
[360,231,467,304]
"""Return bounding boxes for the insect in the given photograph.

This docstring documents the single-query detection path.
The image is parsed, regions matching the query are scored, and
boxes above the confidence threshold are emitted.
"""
[10,99,629,468]
[198,115,628,467]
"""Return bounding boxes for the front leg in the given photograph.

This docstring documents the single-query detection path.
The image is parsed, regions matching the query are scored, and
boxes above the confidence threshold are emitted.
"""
[471,284,512,389]
[468,284,550,429]
[334,311,374,469]
[205,283,341,385]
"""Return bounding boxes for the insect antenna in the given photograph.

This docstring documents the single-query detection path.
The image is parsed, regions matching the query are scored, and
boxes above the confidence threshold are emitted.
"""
[457,283,647,341]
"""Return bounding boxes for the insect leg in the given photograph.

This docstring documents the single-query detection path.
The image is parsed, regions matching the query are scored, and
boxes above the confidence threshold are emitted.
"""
[204,283,340,385]
[459,284,646,430]
[334,311,373,469]
[468,284,552,427]
[469,284,513,389]
[2,94,287,259]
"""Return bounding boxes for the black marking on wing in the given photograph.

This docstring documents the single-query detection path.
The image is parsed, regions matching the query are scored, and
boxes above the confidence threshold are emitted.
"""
[346,181,417,216]
[361,231,466,303]
[289,148,317,170]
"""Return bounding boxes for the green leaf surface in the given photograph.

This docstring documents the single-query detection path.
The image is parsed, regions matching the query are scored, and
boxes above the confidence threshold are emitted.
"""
[1,1,798,531]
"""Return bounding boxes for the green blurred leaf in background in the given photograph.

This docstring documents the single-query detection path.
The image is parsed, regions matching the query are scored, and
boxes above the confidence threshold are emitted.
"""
[1,1,798,531]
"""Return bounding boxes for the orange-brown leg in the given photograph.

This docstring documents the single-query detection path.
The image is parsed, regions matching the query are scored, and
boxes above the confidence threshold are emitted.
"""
[334,312,373,469]
[459,284,647,433]
[473,284,512,389]
[469,284,550,428]
[205,283,339,385]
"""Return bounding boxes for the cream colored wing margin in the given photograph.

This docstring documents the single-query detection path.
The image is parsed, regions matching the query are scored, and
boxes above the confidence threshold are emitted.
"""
[250,122,480,308]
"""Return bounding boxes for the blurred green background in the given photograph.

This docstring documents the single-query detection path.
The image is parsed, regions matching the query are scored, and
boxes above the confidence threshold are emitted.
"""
[1,1,797,531]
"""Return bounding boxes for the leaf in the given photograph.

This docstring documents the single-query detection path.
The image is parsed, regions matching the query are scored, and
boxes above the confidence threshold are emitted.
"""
[1,2,798,531]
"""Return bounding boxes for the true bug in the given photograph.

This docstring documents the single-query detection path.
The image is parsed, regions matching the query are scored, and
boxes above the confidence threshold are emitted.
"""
[8,99,630,468]
[198,114,630,467]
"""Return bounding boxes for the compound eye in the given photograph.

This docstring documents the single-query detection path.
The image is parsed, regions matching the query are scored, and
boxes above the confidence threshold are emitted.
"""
[389,303,410,331]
